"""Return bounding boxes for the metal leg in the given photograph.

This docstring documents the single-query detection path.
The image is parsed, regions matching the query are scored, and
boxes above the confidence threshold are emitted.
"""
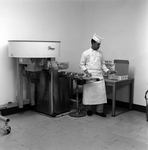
[146,101,148,122]
[145,90,148,121]
[50,70,56,117]
[16,59,23,108]
[112,83,116,117]
[30,83,35,106]
[69,80,86,117]
[129,80,134,110]
[0,112,11,134]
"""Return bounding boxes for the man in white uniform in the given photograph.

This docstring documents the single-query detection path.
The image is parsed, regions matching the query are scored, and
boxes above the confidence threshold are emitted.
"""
[79,33,114,117]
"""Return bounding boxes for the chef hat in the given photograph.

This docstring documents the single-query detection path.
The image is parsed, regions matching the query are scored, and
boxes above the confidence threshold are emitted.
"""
[92,33,103,43]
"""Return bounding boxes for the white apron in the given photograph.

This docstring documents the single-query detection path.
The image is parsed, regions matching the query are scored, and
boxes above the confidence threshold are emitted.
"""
[82,70,107,105]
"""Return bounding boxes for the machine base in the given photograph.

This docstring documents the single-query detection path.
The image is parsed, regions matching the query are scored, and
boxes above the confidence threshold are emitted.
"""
[69,111,86,117]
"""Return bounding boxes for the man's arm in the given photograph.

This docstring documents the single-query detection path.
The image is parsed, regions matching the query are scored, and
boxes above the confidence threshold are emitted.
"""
[79,52,92,77]
[79,52,87,71]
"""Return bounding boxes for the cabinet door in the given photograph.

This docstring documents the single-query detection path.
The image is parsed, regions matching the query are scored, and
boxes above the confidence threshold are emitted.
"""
[36,70,70,116]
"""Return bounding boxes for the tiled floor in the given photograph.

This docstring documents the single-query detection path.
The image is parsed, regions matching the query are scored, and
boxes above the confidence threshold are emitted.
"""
[0,107,148,150]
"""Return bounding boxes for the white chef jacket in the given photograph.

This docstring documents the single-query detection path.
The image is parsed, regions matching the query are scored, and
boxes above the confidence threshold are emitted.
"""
[79,48,109,105]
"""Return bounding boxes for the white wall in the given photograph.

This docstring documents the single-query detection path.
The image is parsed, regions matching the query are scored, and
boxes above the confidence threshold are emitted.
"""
[80,0,148,106]
[0,0,82,104]
[0,0,147,106]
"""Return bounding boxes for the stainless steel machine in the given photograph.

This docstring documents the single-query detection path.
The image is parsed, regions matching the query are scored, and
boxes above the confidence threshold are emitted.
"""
[37,68,70,117]
[8,40,70,117]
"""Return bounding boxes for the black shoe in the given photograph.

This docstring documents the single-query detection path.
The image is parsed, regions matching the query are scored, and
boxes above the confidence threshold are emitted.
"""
[96,112,107,117]
[87,110,93,116]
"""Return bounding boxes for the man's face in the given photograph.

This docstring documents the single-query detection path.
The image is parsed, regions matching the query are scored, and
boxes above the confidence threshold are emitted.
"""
[92,42,101,50]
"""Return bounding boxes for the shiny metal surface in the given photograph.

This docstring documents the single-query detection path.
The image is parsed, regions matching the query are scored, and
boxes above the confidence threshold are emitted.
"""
[36,70,70,116]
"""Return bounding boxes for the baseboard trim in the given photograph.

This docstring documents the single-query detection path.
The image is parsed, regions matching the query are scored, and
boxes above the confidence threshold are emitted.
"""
[0,98,146,116]
[132,104,146,113]
[72,93,146,113]
[107,99,146,113]
[0,104,35,116]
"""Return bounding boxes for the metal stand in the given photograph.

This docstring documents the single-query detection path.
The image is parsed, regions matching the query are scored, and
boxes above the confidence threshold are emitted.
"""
[145,90,148,121]
[0,112,11,134]
[69,79,86,117]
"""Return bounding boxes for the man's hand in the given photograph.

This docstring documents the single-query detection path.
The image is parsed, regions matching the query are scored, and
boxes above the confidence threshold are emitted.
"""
[86,72,92,77]
[84,69,92,77]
